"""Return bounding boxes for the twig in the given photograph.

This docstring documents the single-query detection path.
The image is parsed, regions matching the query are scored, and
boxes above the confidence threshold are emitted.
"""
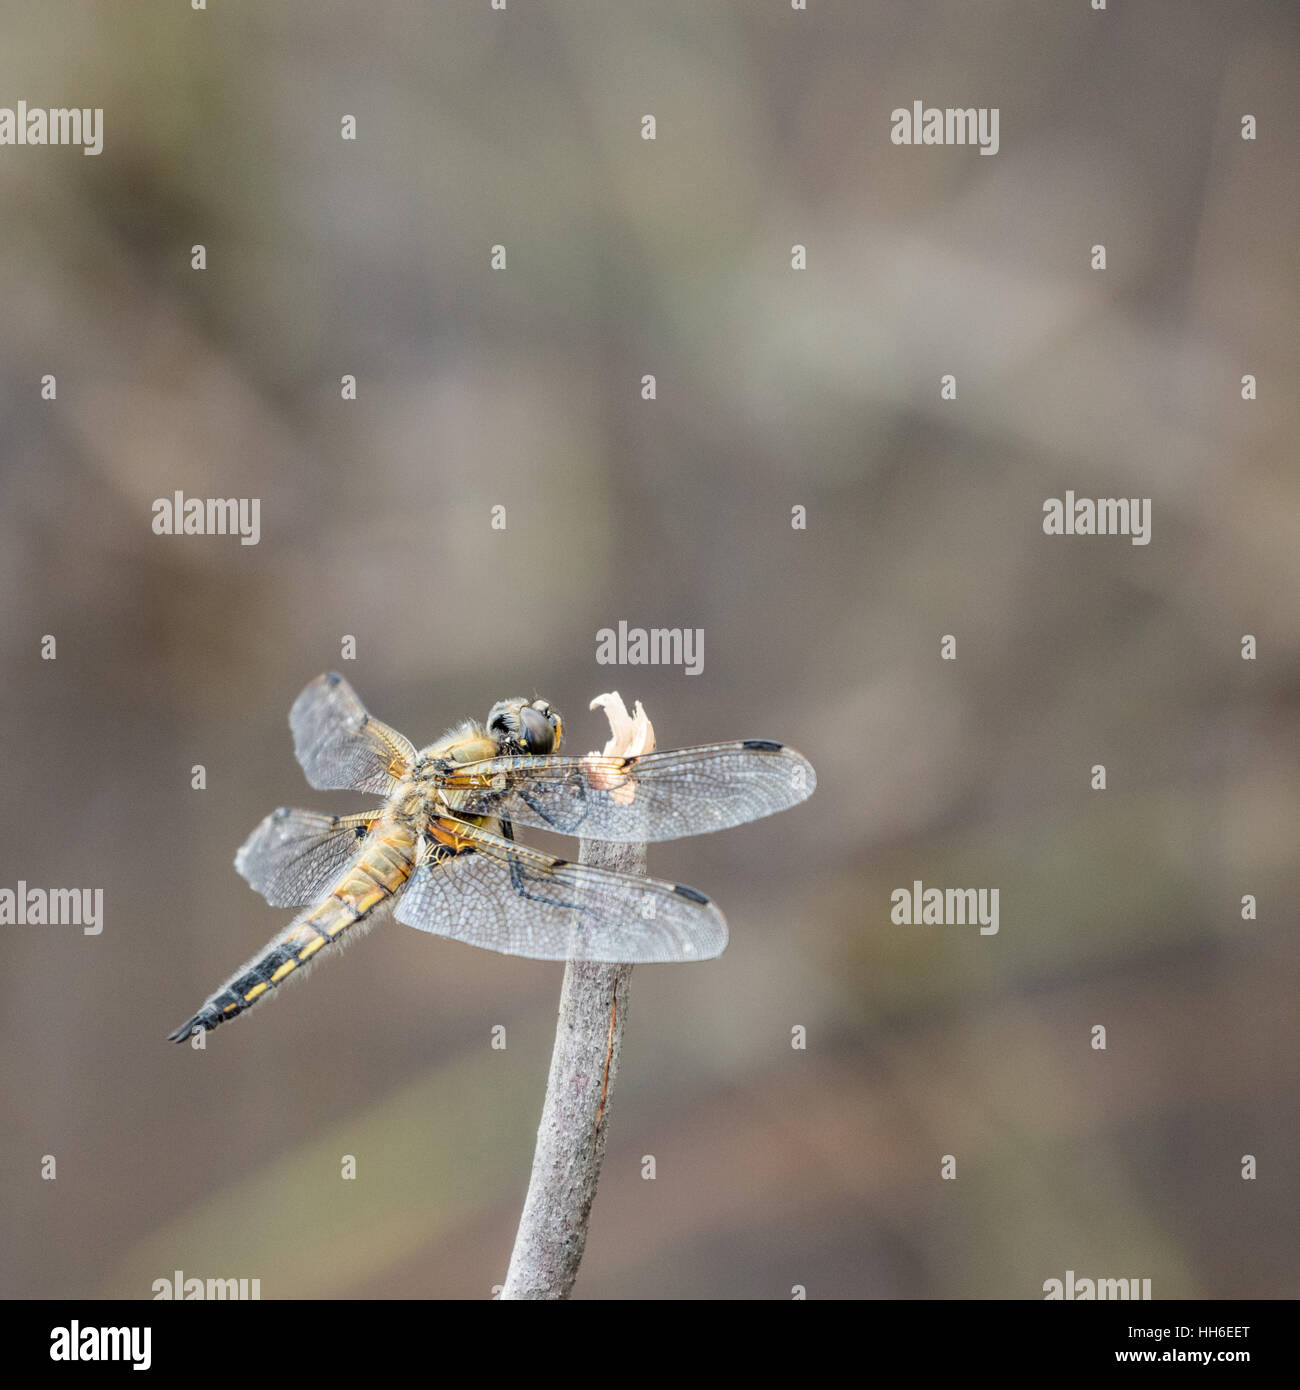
[499,695,652,1300]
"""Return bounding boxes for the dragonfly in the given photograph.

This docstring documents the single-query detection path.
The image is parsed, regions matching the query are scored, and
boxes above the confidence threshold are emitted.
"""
[168,673,816,1042]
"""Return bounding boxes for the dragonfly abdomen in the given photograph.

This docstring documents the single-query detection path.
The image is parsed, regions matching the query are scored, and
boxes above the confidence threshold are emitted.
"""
[168,823,418,1042]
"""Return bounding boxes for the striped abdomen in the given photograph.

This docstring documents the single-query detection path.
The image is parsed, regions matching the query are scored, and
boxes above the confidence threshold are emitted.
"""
[168,820,419,1041]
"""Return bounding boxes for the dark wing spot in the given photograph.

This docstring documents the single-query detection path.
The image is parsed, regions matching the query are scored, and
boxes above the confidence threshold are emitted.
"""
[353,825,367,840]
[551,858,568,868]
[742,739,783,752]
[325,672,343,686]
[273,807,291,820]
[672,883,710,905]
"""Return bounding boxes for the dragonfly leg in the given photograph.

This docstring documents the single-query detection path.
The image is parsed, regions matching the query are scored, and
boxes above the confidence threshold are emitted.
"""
[498,822,584,913]
[517,784,592,836]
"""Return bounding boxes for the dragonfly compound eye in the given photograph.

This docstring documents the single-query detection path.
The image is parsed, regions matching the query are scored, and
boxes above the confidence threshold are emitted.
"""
[518,704,556,753]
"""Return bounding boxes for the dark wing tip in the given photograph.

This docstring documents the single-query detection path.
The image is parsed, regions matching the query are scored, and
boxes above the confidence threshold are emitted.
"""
[742,739,783,752]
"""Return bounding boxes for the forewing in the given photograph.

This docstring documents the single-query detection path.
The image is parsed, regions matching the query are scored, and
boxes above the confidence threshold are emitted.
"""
[442,741,816,842]
[289,672,416,795]
[235,807,378,907]
[393,821,727,962]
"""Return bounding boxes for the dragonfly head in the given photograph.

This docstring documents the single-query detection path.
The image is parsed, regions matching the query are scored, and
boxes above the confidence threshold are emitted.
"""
[487,697,563,755]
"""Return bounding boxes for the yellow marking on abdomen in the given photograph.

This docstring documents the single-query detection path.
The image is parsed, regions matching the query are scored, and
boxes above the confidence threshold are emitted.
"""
[297,935,326,960]
[326,839,416,926]
[336,885,385,919]
[270,960,297,983]
[429,820,478,853]
[243,981,269,1002]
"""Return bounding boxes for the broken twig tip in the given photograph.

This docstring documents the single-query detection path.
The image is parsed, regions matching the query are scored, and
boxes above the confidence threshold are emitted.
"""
[588,691,656,757]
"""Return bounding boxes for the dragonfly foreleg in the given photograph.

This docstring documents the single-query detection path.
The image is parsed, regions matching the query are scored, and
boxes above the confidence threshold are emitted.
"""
[517,782,593,836]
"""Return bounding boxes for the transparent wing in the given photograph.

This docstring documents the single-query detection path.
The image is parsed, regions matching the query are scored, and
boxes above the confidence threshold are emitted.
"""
[440,741,816,842]
[289,672,416,795]
[234,807,378,907]
[393,820,727,962]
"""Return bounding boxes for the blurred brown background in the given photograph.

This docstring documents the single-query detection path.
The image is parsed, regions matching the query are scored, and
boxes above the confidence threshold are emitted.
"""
[1,0,1297,1299]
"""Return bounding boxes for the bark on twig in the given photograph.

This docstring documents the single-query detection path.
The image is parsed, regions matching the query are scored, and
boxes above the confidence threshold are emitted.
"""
[499,695,652,1300]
